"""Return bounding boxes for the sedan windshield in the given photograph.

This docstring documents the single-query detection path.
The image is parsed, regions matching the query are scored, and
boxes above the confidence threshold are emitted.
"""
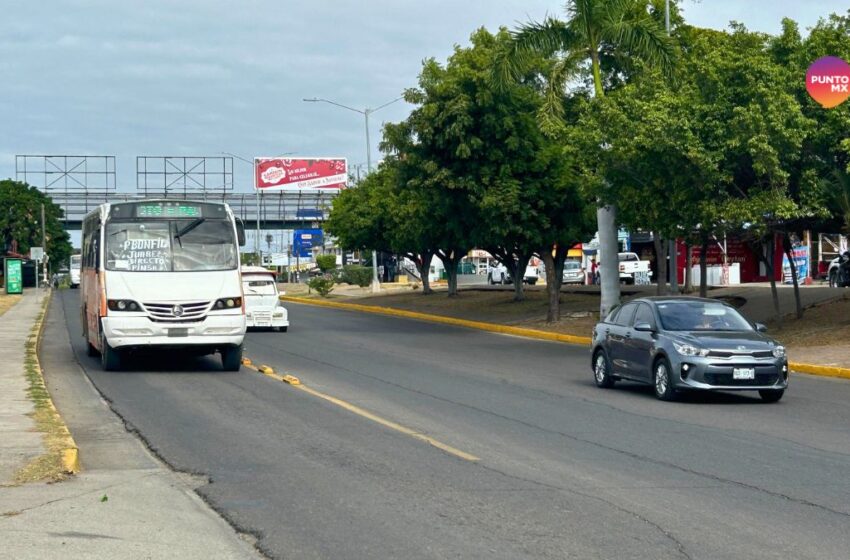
[656,301,753,331]
[244,279,277,295]
[564,262,581,270]
[105,219,237,272]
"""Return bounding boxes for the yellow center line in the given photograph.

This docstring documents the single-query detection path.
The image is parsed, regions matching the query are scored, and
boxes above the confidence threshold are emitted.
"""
[244,357,480,462]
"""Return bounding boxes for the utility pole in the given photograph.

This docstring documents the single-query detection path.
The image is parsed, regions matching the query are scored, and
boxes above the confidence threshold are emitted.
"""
[41,203,47,287]
[665,0,679,294]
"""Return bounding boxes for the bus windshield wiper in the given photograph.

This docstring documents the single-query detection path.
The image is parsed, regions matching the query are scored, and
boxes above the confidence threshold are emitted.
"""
[173,218,206,245]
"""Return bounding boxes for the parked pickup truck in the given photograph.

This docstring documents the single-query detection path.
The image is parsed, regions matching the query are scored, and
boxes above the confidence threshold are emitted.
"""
[612,252,652,285]
[487,262,539,285]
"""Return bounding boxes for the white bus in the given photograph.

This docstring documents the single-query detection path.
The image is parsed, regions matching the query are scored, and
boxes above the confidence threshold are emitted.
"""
[80,200,247,371]
[69,254,81,288]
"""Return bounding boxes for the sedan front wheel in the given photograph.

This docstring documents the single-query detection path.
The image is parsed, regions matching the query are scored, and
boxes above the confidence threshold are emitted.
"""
[653,357,677,401]
[593,350,615,388]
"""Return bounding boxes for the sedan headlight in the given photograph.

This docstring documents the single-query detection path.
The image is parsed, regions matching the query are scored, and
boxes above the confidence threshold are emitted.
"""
[773,345,786,358]
[673,341,709,357]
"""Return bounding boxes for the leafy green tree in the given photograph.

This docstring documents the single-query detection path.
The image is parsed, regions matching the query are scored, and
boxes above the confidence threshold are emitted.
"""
[0,179,72,271]
[316,254,337,273]
[682,24,814,317]
[499,0,675,316]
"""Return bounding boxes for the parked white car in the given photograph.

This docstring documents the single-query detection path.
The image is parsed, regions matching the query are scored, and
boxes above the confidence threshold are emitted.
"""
[562,260,585,284]
[241,266,288,331]
[615,252,653,285]
[487,262,539,285]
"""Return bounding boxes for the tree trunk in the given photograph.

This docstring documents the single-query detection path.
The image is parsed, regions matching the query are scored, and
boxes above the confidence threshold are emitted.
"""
[765,235,782,326]
[684,243,693,293]
[416,251,434,295]
[541,244,567,323]
[436,250,463,297]
[653,233,668,295]
[597,204,621,318]
[494,247,528,302]
[699,234,709,298]
[783,232,803,319]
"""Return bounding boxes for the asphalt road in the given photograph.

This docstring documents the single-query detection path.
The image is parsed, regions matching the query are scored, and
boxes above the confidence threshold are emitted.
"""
[55,290,850,560]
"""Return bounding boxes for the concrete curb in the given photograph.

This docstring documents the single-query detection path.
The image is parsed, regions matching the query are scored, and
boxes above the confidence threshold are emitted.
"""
[789,362,850,380]
[280,295,593,346]
[31,290,81,474]
[282,296,850,382]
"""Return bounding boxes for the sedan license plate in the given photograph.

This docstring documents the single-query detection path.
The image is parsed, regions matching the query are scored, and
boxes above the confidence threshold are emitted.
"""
[733,367,755,380]
[168,328,189,338]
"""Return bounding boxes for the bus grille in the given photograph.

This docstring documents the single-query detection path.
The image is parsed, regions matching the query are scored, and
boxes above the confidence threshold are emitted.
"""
[143,301,210,322]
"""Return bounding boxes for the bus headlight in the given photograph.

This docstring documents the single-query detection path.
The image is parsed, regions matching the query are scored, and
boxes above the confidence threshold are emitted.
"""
[107,299,140,312]
[214,297,242,309]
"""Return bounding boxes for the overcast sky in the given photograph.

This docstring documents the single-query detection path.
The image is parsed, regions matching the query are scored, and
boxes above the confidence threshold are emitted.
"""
[2,0,848,192]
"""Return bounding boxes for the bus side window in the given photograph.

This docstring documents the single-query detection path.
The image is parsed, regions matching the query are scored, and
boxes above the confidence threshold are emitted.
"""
[93,229,100,269]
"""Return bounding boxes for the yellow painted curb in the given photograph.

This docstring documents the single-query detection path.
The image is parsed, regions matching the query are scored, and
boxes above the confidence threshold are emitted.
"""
[282,374,301,385]
[789,362,850,380]
[280,296,592,346]
[33,290,81,474]
[282,296,850,383]
[241,357,253,366]
[258,365,275,375]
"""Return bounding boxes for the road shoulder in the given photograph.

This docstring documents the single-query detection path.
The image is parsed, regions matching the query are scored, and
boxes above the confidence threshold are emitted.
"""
[0,292,262,560]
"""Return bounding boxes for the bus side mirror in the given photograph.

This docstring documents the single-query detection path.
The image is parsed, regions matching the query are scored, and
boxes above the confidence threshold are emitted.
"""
[235,219,246,247]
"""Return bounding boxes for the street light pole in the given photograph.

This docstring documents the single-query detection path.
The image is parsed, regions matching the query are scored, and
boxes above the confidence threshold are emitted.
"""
[303,96,402,293]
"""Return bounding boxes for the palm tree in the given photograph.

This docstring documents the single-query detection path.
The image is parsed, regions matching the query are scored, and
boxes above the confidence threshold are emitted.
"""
[498,0,674,316]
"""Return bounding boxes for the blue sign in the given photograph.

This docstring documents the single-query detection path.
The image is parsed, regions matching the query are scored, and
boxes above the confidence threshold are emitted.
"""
[293,229,323,258]
[296,208,323,219]
[782,246,809,284]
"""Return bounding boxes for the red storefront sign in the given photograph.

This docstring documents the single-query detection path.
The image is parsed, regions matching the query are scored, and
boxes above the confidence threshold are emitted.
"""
[254,158,347,191]
[676,235,785,283]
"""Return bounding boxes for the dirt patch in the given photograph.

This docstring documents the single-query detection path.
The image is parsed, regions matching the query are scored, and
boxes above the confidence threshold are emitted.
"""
[0,294,22,317]
[766,295,850,368]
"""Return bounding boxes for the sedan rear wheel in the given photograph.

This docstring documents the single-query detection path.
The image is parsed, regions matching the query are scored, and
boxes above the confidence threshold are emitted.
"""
[593,350,615,388]
[653,358,677,401]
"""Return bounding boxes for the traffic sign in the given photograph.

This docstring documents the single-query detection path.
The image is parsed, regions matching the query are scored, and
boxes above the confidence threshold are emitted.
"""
[30,247,44,262]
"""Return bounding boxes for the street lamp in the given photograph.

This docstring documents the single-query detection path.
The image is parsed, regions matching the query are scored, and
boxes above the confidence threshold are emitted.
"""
[222,151,295,265]
[303,96,403,293]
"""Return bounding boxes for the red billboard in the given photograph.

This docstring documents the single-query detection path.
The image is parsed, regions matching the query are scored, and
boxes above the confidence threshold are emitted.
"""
[254,157,347,191]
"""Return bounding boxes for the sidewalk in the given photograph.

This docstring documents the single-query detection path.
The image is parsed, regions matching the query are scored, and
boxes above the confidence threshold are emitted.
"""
[0,291,48,484]
[0,292,261,560]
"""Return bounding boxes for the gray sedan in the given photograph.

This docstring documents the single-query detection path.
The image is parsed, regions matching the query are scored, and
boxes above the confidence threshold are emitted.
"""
[590,297,788,402]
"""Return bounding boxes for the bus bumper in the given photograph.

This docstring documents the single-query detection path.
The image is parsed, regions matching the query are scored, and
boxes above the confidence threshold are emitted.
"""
[102,313,246,349]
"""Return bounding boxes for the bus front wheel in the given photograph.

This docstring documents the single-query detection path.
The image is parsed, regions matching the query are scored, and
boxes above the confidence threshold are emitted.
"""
[100,333,122,371]
[221,344,243,372]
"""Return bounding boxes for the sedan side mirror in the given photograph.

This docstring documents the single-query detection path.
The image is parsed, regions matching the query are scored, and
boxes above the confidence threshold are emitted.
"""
[755,323,768,333]
[634,322,655,332]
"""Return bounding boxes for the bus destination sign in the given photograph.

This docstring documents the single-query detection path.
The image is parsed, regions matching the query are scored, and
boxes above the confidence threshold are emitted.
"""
[136,203,203,218]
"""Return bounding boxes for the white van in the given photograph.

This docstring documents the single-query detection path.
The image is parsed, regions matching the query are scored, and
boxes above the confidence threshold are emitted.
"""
[241,266,288,332]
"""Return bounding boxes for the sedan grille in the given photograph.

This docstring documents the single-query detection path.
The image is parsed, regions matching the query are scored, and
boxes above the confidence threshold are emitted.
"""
[142,301,210,322]
[707,349,773,358]
[704,373,779,386]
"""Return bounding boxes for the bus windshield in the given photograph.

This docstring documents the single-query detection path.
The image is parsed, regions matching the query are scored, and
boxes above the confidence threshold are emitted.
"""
[105,219,237,272]
[70,255,81,268]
